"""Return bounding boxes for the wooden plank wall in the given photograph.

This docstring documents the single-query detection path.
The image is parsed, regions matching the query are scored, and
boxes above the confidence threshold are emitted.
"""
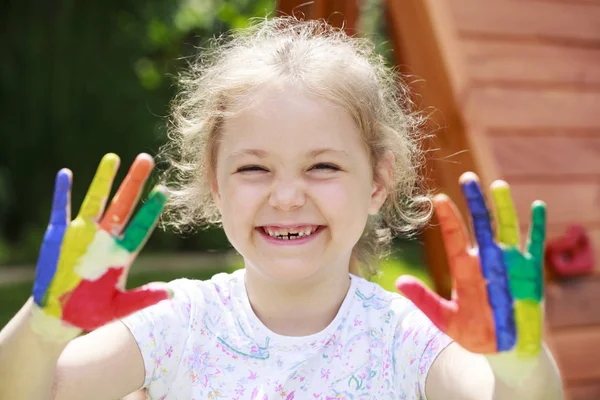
[384,0,502,299]
[276,0,597,396]
[447,1,600,398]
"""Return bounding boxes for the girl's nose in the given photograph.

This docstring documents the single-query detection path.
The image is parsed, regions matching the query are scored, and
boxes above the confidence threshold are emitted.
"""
[269,179,306,211]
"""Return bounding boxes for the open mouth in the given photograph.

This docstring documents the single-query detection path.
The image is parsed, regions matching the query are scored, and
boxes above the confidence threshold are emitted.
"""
[257,225,324,242]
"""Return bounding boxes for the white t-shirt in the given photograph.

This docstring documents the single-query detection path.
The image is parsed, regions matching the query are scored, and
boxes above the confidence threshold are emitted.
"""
[122,269,452,400]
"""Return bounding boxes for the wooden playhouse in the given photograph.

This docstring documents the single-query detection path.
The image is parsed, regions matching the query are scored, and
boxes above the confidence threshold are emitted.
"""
[276,0,600,398]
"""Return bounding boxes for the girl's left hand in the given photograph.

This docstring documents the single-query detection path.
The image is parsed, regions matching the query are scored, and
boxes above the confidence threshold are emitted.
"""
[396,172,546,360]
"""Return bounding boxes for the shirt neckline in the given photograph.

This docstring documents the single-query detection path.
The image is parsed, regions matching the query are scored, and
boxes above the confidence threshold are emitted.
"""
[232,269,358,346]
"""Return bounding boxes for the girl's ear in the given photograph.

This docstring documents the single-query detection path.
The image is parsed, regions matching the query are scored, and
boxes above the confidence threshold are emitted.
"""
[369,151,394,215]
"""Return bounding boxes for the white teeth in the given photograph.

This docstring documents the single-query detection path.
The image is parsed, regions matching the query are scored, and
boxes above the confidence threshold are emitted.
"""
[264,227,317,239]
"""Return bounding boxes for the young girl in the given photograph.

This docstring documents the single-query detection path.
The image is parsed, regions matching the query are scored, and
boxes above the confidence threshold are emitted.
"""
[0,17,563,400]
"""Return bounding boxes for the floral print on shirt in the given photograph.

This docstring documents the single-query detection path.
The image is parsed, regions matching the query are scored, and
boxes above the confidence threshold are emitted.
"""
[122,270,453,399]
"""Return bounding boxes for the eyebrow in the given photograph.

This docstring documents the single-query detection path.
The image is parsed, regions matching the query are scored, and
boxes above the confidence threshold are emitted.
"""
[309,148,349,158]
[227,147,349,161]
[227,148,268,161]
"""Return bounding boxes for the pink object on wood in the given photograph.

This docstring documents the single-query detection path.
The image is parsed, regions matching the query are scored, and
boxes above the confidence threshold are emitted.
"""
[545,225,594,278]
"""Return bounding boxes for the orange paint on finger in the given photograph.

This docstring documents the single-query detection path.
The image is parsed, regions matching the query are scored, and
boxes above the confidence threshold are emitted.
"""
[100,154,154,234]
[451,266,498,354]
[433,194,471,261]
[416,194,499,354]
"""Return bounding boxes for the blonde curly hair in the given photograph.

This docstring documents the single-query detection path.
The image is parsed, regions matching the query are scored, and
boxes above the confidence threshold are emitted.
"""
[158,16,432,276]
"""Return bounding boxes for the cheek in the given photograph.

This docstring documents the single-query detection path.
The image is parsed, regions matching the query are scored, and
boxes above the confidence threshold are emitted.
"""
[219,179,266,225]
[218,184,257,251]
[312,180,372,227]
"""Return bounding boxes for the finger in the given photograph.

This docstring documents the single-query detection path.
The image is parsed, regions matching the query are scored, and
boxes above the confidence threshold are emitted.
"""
[460,172,495,248]
[514,300,543,357]
[79,153,120,220]
[50,169,72,226]
[100,153,154,235]
[491,181,520,247]
[452,268,498,353]
[451,255,491,301]
[113,283,174,319]
[526,201,547,271]
[461,174,517,349]
[117,185,168,253]
[477,243,516,352]
[506,202,546,303]
[396,275,455,333]
[33,169,73,306]
[433,194,473,277]
[506,247,543,303]
[488,279,518,351]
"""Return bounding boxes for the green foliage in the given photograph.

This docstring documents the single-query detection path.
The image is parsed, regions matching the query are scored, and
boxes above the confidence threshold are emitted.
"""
[0,0,273,263]
[358,0,395,65]
[370,253,433,293]
[0,281,32,329]
[0,0,419,267]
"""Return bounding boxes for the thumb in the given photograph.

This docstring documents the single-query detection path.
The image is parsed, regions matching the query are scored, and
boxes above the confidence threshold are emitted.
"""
[396,275,455,333]
[113,282,174,319]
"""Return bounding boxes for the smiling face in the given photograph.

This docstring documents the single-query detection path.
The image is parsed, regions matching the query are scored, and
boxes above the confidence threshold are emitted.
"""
[213,85,388,283]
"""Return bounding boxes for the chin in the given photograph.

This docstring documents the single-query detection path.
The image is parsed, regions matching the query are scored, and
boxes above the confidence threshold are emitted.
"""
[249,257,324,283]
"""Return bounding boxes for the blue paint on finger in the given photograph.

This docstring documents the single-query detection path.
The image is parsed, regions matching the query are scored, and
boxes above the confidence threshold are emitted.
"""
[461,180,494,247]
[462,179,516,351]
[33,169,71,306]
[483,248,517,351]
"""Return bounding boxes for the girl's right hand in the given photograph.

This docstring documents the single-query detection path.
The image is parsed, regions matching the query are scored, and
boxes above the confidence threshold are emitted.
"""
[30,153,173,342]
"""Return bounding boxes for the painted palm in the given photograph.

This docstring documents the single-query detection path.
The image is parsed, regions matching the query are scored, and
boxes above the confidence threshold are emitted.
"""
[397,172,545,359]
[30,153,172,341]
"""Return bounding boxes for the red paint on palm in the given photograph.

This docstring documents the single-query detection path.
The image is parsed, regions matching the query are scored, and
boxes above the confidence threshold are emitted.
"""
[61,267,170,331]
[397,274,497,354]
[395,276,452,332]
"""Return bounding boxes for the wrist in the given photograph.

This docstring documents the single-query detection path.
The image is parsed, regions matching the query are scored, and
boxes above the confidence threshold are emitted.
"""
[29,301,82,344]
[486,351,539,387]
[485,345,564,400]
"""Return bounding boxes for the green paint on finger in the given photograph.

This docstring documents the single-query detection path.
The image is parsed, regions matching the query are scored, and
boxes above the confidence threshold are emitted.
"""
[118,187,167,253]
[503,247,543,302]
[527,202,547,269]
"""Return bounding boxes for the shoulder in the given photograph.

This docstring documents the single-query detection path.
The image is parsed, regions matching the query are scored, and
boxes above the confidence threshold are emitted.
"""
[163,268,244,316]
[122,269,243,334]
[120,269,246,392]
[167,268,244,299]
[349,276,454,397]
[350,273,424,321]
[349,275,450,348]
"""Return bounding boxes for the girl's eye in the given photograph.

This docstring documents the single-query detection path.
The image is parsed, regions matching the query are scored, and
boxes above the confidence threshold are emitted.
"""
[236,165,267,173]
[311,163,340,171]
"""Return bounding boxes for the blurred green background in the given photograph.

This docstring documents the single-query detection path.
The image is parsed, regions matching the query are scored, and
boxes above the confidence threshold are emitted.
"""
[0,0,432,328]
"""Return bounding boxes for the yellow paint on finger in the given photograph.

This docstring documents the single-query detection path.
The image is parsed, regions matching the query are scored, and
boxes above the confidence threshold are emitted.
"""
[491,183,520,246]
[514,299,542,358]
[79,153,119,220]
[41,153,121,319]
[43,217,96,317]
